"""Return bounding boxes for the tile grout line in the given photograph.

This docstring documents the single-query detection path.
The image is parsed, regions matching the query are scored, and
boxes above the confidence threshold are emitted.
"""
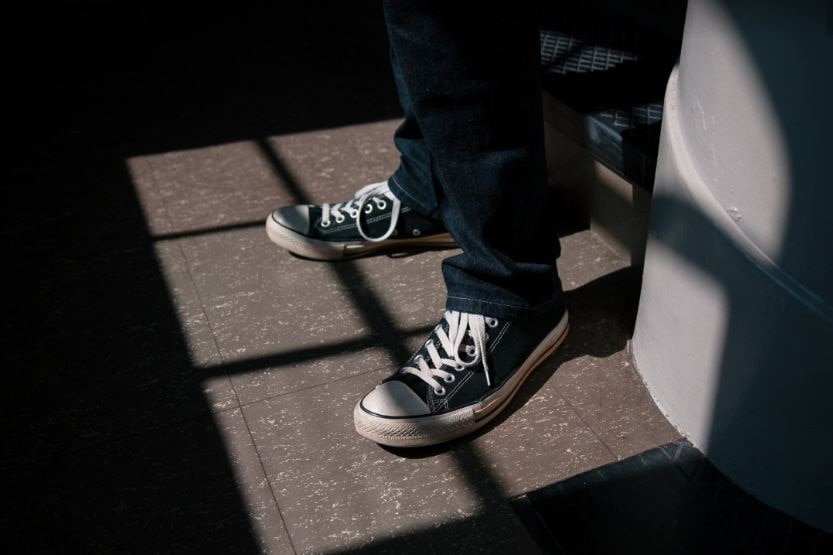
[172,240,239,402]
[142,156,297,553]
[3,360,385,474]
[140,158,236,405]
[238,401,299,555]
[172,212,301,554]
[236,364,389,410]
[142,157,249,410]
[167,210,302,553]
[174,226,401,554]
[553,383,620,462]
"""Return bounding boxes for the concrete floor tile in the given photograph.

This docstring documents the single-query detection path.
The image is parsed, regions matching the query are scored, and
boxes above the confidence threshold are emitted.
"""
[553,353,681,460]
[130,120,403,239]
[179,227,450,405]
[126,119,458,407]
[8,409,294,554]
[216,408,297,555]
[557,228,629,290]
[181,226,391,402]
[140,141,288,231]
[130,120,458,407]
[126,155,176,237]
[153,241,238,410]
[3,232,238,468]
[553,229,680,460]
[266,120,401,198]
[470,369,616,497]
[243,369,541,554]
[335,248,455,332]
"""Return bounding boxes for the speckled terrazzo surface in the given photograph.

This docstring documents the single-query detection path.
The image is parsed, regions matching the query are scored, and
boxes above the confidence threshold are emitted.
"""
[6,7,679,553]
[9,119,677,554]
[136,120,680,555]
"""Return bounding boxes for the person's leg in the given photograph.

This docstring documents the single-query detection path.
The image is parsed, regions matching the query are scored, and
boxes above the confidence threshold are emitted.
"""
[354,1,568,447]
[264,43,455,260]
[383,0,562,319]
[386,46,444,220]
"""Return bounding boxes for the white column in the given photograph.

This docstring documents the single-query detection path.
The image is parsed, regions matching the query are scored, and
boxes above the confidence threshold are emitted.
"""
[633,0,833,532]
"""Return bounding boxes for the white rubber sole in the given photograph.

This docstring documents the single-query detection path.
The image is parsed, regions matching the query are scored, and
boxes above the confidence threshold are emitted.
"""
[353,311,570,447]
[266,215,457,261]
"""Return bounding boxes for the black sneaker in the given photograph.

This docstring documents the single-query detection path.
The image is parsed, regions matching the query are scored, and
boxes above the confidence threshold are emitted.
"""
[266,181,456,260]
[354,305,569,447]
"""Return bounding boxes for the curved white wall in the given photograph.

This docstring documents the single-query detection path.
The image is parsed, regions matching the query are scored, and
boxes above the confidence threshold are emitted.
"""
[633,0,833,532]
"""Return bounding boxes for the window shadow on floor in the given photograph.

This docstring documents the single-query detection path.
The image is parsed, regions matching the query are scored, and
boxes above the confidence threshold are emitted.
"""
[4,5,402,552]
[6,4,651,552]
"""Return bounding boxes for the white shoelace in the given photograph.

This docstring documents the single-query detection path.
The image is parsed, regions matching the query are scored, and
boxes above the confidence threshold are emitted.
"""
[401,311,499,396]
[320,181,402,242]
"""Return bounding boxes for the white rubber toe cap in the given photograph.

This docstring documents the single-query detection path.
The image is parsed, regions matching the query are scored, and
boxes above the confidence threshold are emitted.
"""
[360,381,430,418]
[272,205,311,234]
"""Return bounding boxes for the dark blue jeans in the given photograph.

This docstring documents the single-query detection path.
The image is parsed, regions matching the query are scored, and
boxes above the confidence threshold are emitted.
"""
[383,0,563,319]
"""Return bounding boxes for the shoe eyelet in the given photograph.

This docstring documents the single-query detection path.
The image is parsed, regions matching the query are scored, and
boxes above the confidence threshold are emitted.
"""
[377,200,387,210]
[442,375,455,384]
[412,229,422,237]
[485,317,499,328]
[454,364,465,371]
[335,216,345,224]
[434,386,446,396]
[364,204,373,214]
[320,219,331,228]
[465,345,476,357]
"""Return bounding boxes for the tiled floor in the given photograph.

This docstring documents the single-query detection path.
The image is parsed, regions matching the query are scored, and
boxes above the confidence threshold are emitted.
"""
[6,7,680,554]
[148,121,680,553]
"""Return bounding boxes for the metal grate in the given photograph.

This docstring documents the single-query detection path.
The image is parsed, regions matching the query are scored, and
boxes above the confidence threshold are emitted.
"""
[540,30,639,75]
[596,103,664,129]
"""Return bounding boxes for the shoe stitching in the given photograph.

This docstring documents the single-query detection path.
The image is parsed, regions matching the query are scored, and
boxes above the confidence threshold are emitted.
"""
[320,212,392,234]
[442,368,475,407]
[487,322,511,354]
[317,205,414,235]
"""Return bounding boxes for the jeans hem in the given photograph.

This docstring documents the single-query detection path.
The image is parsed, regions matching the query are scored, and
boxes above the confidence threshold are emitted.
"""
[445,293,563,320]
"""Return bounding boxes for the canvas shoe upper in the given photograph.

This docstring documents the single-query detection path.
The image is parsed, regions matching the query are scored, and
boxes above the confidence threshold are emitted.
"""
[266,181,455,260]
[354,304,569,447]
